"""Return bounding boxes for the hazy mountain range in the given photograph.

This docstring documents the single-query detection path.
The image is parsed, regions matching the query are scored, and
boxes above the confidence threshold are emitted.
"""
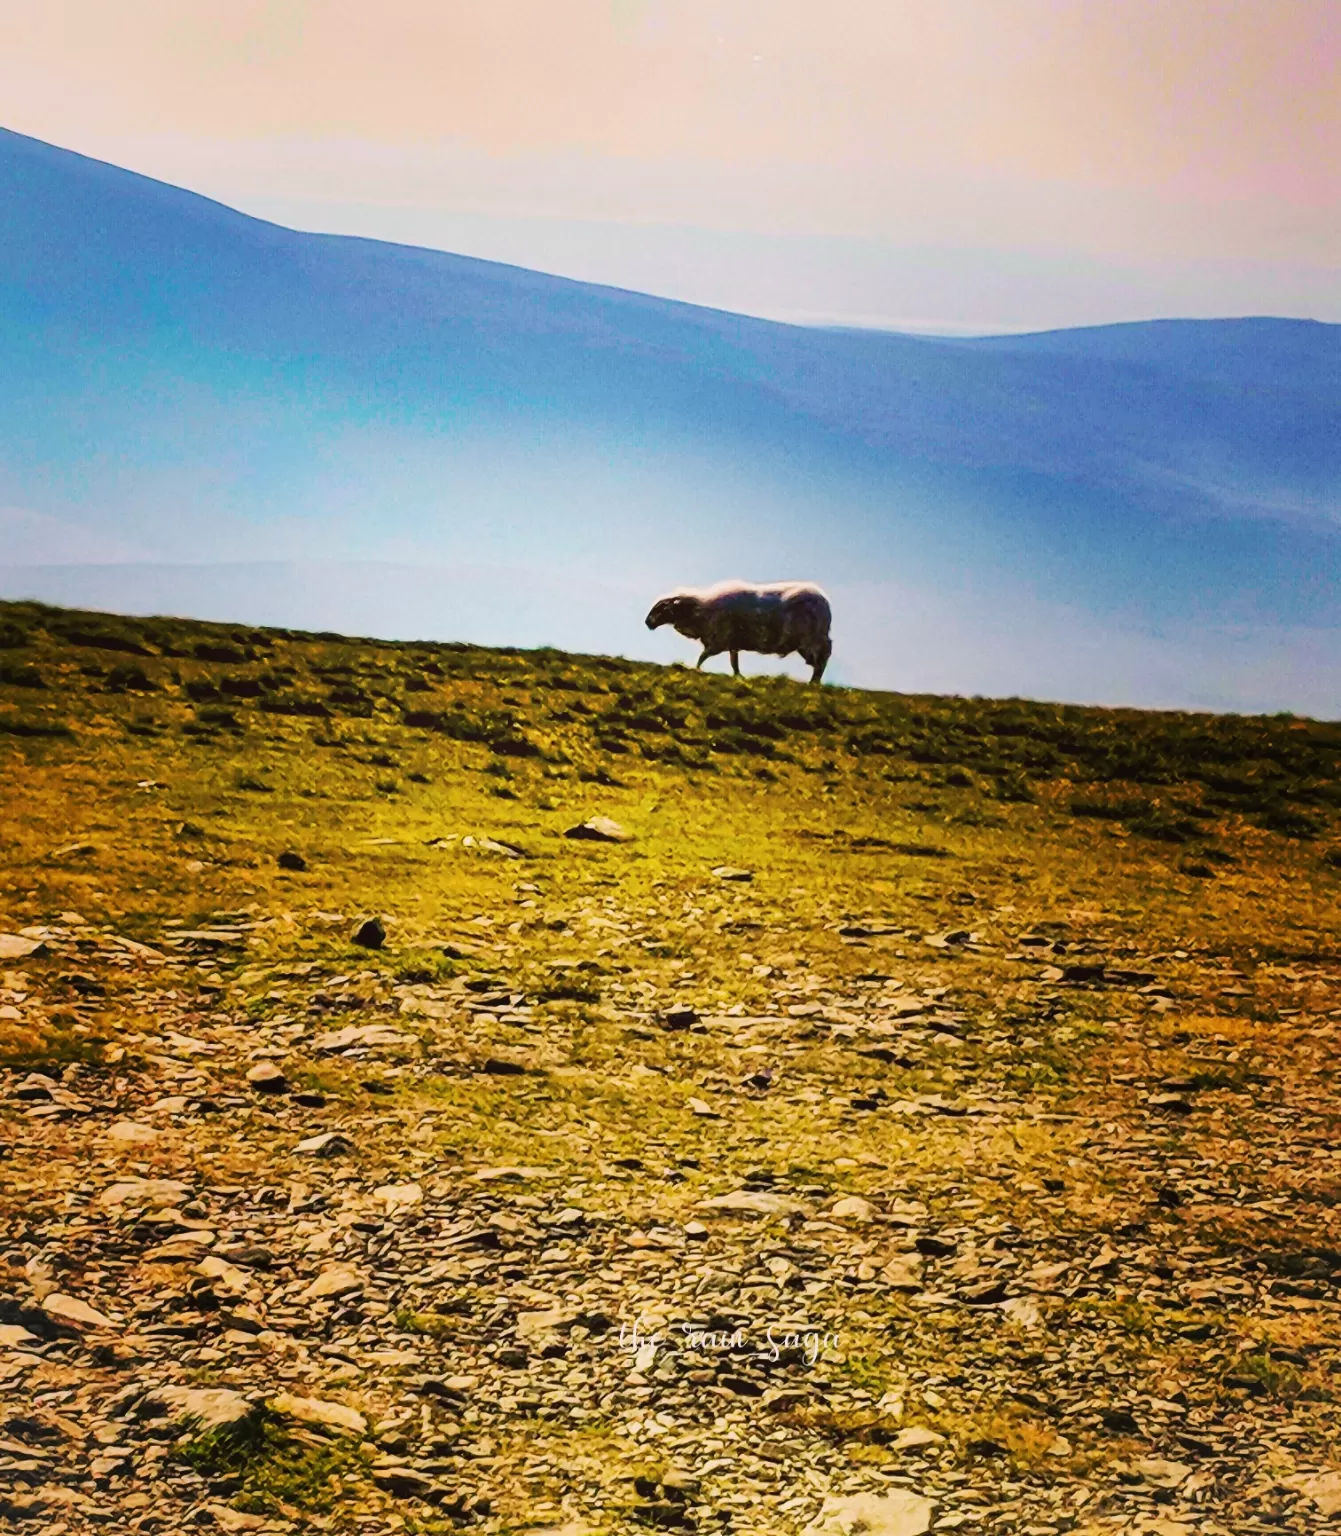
[2,126,1338,713]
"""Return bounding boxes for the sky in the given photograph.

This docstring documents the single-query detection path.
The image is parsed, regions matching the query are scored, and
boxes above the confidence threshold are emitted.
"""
[1,0,1337,330]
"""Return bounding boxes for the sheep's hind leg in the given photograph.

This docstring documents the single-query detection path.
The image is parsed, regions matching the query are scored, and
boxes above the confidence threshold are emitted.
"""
[807,640,831,685]
[729,650,741,676]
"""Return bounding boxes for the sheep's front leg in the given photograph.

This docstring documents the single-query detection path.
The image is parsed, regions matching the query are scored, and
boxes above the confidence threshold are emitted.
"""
[729,650,741,676]
[696,647,714,670]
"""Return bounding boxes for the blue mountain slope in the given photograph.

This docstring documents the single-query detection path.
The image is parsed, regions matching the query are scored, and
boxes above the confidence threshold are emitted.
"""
[1,126,1338,709]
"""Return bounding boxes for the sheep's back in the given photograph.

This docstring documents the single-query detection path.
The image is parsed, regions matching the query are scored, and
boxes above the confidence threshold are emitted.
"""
[694,581,830,654]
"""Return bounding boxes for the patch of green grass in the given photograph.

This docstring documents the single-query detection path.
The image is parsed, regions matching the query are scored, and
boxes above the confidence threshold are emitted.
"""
[0,715,73,738]
[396,950,462,985]
[105,663,157,693]
[393,1306,459,1338]
[0,1023,107,1074]
[1256,804,1322,840]
[1069,795,1208,843]
[0,661,45,688]
[1225,1349,1303,1400]
[535,980,602,1003]
[176,1408,370,1514]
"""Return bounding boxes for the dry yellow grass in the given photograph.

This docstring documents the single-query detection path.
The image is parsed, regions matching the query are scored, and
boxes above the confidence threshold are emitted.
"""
[2,599,1339,1533]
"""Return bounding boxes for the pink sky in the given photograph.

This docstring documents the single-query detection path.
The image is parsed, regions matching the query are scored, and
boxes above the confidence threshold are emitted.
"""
[2,1,1337,326]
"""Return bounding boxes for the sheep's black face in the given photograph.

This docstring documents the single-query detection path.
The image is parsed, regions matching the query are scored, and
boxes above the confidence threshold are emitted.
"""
[646,596,695,631]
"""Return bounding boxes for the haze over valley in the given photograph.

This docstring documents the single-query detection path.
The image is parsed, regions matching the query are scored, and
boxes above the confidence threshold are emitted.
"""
[2,127,1338,713]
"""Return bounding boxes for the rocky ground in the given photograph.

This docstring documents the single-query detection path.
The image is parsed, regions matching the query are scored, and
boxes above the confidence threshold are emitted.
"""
[2,600,1341,1535]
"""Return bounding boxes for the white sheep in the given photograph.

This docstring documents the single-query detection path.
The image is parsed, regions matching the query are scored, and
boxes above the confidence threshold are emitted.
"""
[645,579,832,683]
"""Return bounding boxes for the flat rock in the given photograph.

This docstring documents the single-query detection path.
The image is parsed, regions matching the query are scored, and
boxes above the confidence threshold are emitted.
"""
[269,1391,367,1436]
[1147,1092,1193,1113]
[517,1307,574,1338]
[216,1244,274,1270]
[105,1120,159,1144]
[960,1279,1009,1306]
[371,1465,443,1500]
[203,1506,268,1533]
[375,1181,423,1212]
[0,933,46,960]
[1133,1457,1193,1489]
[42,1292,117,1330]
[697,1189,805,1217]
[144,1232,216,1261]
[300,1265,364,1301]
[999,1296,1045,1330]
[1023,1260,1071,1291]
[889,1427,945,1452]
[711,865,754,881]
[295,1130,352,1157]
[462,835,525,857]
[312,1023,413,1053]
[687,1096,721,1118]
[108,934,167,961]
[804,1490,933,1536]
[472,1165,553,1182]
[564,816,632,843]
[195,1255,255,1295]
[148,1385,256,1429]
[416,1374,476,1402]
[0,1324,39,1348]
[97,1178,191,1209]
[1286,1470,1341,1515]
[245,1060,288,1092]
[830,1195,875,1221]
[880,1255,925,1291]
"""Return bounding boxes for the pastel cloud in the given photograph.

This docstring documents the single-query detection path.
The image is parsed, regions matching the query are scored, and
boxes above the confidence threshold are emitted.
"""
[1,2,1335,237]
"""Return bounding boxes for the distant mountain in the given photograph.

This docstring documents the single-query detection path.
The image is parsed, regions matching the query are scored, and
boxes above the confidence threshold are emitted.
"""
[1,126,1338,712]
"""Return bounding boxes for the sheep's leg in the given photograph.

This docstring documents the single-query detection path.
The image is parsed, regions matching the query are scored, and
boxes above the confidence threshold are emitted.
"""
[696,647,714,670]
[808,640,832,685]
[729,650,741,676]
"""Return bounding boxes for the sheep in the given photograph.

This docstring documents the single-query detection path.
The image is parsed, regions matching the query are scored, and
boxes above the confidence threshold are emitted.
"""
[645,579,832,683]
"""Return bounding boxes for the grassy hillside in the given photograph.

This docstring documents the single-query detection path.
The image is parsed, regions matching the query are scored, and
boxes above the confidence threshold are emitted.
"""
[2,599,1340,1535]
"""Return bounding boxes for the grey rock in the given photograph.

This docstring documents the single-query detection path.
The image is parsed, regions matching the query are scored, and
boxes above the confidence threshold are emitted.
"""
[144,1386,257,1430]
[0,934,45,960]
[245,1060,288,1093]
[804,1491,932,1536]
[564,816,632,842]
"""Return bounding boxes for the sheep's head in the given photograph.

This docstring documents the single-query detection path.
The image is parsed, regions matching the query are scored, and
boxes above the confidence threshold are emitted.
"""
[645,593,701,634]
